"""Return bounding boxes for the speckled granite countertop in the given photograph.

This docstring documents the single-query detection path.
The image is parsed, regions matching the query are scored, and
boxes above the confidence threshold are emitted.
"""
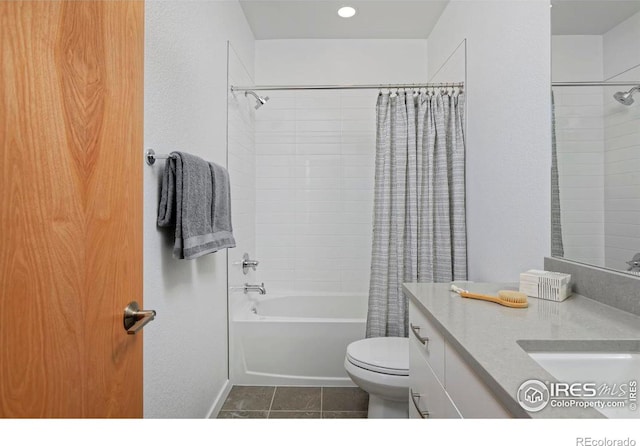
[403,282,640,419]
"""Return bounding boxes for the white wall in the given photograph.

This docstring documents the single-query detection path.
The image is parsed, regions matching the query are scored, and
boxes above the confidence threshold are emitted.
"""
[551,35,605,266]
[253,40,428,293]
[427,0,551,282]
[603,11,640,271]
[255,39,428,85]
[144,1,254,418]
[552,35,604,82]
[603,10,640,81]
[429,39,465,83]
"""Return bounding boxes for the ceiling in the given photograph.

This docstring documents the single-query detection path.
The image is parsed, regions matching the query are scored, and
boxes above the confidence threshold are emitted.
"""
[239,1,640,40]
[239,1,450,39]
[551,1,640,35]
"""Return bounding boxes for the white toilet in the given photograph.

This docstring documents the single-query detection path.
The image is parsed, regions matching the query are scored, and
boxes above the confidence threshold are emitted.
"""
[344,336,409,418]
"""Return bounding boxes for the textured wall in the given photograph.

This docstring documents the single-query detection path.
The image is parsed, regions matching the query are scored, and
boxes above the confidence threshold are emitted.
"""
[427,0,551,282]
[143,1,254,418]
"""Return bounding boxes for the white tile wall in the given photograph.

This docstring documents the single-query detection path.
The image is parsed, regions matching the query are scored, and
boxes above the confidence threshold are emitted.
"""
[554,86,606,266]
[255,89,377,293]
[227,44,257,297]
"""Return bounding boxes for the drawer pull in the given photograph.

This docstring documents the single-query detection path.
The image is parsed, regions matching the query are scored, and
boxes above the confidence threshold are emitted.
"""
[410,390,430,419]
[410,323,429,346]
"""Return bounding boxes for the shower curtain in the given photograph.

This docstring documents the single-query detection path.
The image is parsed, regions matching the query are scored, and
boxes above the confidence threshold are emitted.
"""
[551,91,565,257]
[366,89,467,338]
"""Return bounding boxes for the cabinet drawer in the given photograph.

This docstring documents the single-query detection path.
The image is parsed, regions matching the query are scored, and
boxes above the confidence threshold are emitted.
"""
[409,301,445,383]
[410,338,461,419]
[445,343,511,418]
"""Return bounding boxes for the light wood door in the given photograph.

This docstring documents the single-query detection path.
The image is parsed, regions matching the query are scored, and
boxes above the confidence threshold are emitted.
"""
[0,1,144,417]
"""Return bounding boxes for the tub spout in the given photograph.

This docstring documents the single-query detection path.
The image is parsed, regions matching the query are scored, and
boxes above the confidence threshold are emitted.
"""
[244,283,266,295]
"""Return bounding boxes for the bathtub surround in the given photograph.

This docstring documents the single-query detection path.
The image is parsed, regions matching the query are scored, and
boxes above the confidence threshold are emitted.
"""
[232,292,366,386]
[253,40,428,294]
[144,1,254,418]
[367,90,467,338]
[253,88,377,293]
[233,39,430,388]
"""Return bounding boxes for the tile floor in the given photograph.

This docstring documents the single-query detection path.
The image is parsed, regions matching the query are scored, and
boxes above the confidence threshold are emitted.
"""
[217,386,369,419]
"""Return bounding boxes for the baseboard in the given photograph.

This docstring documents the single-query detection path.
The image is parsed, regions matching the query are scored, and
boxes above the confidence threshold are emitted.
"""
[206,379,232,419]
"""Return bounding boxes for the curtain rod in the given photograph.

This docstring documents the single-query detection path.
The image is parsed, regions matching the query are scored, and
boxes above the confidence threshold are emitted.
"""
[552,81,640,87]
[230,82,464,92]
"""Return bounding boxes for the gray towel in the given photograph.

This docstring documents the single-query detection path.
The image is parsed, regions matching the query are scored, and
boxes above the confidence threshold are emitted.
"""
[157,151,236,259]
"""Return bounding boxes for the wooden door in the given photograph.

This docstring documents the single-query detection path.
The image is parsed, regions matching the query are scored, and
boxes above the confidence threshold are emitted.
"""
[0,1,144,417]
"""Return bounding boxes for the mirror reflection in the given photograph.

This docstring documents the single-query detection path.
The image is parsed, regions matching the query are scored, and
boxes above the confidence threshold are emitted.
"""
[551,0,640,276]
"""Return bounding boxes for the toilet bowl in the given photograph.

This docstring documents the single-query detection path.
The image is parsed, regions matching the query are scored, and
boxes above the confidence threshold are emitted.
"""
[344,336,409,418]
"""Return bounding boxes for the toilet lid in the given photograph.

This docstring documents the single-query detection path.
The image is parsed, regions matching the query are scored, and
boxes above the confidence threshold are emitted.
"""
[346,337,408,376]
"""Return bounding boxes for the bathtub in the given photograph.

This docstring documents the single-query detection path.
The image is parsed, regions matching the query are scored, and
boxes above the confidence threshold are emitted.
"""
[231,292,367,386]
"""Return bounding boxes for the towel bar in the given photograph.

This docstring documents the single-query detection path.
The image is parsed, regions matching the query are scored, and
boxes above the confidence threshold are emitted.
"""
[145,149,172,166]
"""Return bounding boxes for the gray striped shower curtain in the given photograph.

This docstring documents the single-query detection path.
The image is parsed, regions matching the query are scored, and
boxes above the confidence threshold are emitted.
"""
[551,92,564,258]
[366,90,467,338]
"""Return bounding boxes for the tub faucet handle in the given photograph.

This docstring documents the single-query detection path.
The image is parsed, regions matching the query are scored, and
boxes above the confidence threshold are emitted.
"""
[242,253,260,274]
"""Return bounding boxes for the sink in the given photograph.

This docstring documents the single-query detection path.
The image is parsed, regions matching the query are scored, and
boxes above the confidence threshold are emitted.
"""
[528,351,639,385]
[518,341,640,418]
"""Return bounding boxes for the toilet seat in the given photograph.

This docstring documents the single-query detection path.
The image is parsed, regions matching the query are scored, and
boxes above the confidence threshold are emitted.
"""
[346,337,408,376]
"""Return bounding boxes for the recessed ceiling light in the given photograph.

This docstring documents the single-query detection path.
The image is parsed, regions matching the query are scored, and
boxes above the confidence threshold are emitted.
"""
[337,6,357,18]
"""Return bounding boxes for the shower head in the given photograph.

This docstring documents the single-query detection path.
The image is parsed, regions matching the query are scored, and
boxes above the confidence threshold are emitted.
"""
[613,86,640,106]
[245,90,270,109]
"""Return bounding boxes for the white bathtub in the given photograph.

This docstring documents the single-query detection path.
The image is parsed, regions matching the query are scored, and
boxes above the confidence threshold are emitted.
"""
[231,293,367,386]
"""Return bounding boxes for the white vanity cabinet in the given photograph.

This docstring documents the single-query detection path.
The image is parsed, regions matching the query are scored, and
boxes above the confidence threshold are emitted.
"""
[408,300,511,419]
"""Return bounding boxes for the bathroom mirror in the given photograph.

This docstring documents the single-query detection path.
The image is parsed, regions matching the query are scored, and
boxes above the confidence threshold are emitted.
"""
[551,0,640,276]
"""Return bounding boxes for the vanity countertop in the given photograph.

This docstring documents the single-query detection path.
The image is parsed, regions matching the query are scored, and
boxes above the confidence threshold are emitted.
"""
[403,282,640,418]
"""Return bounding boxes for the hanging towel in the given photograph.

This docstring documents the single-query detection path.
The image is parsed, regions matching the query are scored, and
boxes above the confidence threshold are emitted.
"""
[157,151,236,259]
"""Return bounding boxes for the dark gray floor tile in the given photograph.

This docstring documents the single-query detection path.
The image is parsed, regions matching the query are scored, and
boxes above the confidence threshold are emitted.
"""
[322,387,369,411]
[221,386,275,411]
[322,411,368,419]
[268,411,321,419]
[217,410,269,419]
[271,387,321,411]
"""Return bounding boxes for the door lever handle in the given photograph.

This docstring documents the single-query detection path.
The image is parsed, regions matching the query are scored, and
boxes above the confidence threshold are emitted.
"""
[123,301,156,335]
